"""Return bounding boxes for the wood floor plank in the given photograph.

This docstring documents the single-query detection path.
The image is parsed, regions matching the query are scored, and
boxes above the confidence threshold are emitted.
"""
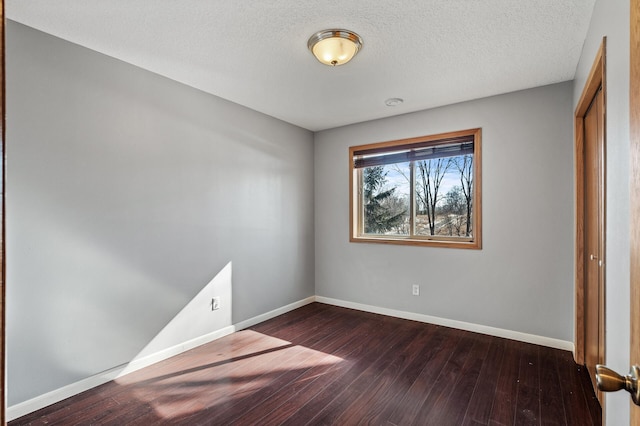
[9,303,602,426]
[427,333,492,426]
[555,350,600,426]
[461,337,506,425]
[539,348,567,426]
[368,326,452,424]
[174,308,370,425]
[310,327,420,424]
[12,380,121,425]
[87,400,158,426]
[115,329,279,388]
[226,313,385,425]
[488,339,522,426]
[45,397,122,425]
[281,317,423,425]
[385,328,467,425]
[410,333,483,425]
[249,303,325,335]
[336,323,441,425]
[575,355,602,424]
[513,342,540,425]
[248,303,343,342]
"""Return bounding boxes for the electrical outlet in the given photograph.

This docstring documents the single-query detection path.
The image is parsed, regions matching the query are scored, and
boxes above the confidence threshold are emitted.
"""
[412,285,420,296]
[212,296,221,311]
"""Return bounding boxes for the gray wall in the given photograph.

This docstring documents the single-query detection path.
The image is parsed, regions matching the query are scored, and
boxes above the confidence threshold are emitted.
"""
[6,21,315,406]
[573,0,630,424]
[315,82,575,341]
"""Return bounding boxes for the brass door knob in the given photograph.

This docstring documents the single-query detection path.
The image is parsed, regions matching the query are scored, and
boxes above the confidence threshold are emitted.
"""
[595,364,640,405]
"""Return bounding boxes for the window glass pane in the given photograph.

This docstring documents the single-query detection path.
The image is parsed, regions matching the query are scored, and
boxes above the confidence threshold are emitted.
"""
[362,162,410,236]
[414,154,473,237]
[350,128,481,249]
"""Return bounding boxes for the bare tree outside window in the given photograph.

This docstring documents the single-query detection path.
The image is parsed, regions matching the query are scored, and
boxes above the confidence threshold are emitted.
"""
[454,154,473,237]
[415,158,453,236]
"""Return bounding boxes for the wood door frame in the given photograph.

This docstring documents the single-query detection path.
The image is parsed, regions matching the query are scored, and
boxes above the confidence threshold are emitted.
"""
[574,39,606,372]
[630,0,639,423]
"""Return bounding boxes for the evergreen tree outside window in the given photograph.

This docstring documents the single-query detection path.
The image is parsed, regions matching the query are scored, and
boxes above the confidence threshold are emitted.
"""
[350,128,482,249]
[362,163,409,235]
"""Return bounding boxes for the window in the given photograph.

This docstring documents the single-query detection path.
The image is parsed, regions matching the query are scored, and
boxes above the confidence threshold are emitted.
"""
[349,128,482,249]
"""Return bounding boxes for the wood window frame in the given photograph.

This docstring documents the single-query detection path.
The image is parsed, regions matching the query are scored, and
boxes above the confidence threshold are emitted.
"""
[349,128,482,249]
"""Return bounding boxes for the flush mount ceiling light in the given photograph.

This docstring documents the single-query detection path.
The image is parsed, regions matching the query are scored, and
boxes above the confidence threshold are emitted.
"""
[307,29,363,66]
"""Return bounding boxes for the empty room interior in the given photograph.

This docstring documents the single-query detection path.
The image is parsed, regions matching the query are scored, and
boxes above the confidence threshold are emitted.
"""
[4,0,637,425]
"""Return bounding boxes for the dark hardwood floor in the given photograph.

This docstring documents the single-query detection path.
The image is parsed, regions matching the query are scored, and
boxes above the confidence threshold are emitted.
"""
[11,303,601,425]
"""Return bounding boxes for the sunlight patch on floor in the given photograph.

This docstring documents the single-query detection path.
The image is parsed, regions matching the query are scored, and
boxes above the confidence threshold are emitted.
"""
[119,330,344,420]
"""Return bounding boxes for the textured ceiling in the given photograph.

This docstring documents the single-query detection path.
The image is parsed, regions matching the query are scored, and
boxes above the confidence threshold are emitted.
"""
[7,1,596,131]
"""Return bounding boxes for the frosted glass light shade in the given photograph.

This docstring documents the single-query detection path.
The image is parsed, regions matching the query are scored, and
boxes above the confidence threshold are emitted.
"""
[308,29,363,66]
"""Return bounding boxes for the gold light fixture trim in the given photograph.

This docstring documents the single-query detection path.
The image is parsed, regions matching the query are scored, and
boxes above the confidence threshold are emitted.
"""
[308,29,363,66]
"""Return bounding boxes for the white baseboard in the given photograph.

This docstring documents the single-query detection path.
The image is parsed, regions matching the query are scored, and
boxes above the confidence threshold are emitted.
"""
[314,296,575,352]
[8,294,572,420]
[8,363,126,421]
[7,296,316,421]
[234,296,316,331]
[116,325,237,377]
